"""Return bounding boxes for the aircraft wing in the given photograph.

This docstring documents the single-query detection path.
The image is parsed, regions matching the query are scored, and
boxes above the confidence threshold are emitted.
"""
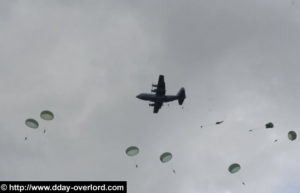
[153,102,163,113]
[155,75,166,96]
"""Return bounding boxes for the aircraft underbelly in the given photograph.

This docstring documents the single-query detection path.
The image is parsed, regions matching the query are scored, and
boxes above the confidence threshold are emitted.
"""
[150,96,177,103]
[164,95,177,102]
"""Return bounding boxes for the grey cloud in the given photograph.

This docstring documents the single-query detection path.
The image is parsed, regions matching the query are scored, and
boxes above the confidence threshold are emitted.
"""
[0,1,299,193]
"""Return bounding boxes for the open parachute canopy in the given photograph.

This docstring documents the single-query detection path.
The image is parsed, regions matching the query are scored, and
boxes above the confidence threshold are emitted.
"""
[288,131,297,141]
[228,163,241,174]
[25,118,39,129]
[265,122,274,129]
[160,152,172,163]
[125,146,139,156]
[40,110,54,120]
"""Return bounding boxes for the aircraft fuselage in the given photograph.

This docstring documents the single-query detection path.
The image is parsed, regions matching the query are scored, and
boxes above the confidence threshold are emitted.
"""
[136,93,178,103]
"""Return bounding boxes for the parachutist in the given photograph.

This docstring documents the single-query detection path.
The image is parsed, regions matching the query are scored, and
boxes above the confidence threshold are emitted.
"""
[274,139,278,143]
[25,137,27,140]
[126,146,139,168]
[249,129,253,132]
[242,182,246,185]
[43,129,46,134]
[173,169,176,174]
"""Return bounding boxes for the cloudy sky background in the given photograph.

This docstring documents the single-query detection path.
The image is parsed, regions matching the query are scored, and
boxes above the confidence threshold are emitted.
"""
[0,0,300,192]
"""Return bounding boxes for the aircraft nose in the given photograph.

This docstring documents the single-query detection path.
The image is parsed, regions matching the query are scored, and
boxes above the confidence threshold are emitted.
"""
[136,94,141,99]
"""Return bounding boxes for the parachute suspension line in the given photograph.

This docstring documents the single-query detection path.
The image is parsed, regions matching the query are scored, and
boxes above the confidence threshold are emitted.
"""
[125,146,139,168]
[134,156,138,168]
[25,127,30,141]
[160,152,174,174]
[170,161,176,174]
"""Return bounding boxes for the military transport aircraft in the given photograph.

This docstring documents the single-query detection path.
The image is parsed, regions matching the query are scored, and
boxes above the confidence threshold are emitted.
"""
[136,75,186,113]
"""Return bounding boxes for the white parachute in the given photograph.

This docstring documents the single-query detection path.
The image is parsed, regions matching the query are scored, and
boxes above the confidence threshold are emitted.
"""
[25,119,39,129]
[228,163,241,174]
[288,131,297,141]
[40,110,54,120]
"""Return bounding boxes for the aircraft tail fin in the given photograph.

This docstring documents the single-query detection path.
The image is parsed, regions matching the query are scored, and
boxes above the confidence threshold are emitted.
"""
[177,87,186,105]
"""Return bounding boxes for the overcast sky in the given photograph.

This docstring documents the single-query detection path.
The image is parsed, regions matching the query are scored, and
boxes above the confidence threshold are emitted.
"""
[1,0,300,193]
